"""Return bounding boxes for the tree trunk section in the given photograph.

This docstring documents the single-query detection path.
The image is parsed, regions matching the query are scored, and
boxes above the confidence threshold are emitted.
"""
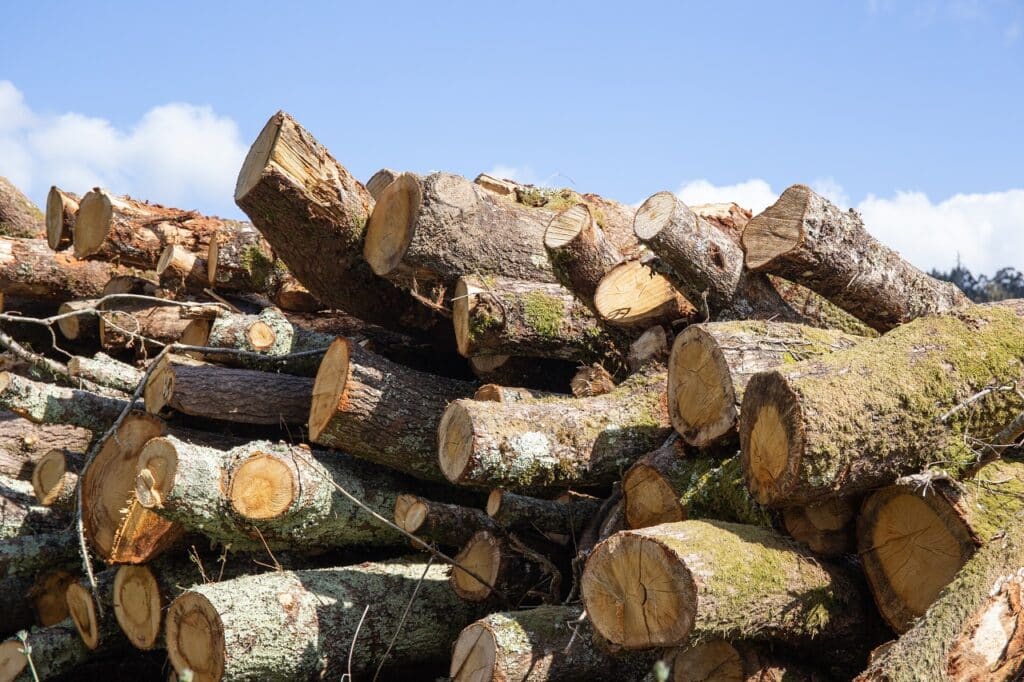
[0,620,103,682]
[55,299,99,341]
[0,372,127,434]
[310,337,474,481]
[593,259,695,328]
[30,449,82,509]
[0,529,78,638]
[0,176,44,239]
[0,411,91,479]
[439,369,670,490]
[394,493,499,547]
[0,237,136,303]
[65,568,121,650]
[450,529,557,604]
[741,184,969,331]
[366,168,400,200]
[544,202,624,305]
[0,476,69,538]
[486,489,600,537]
[738,301,1024,506]
[473,384,558,403]
[45,186,79,250]
[67,353,142,394]
[768,275,878,337]
[98,300,191,353]
[781,497,856,557]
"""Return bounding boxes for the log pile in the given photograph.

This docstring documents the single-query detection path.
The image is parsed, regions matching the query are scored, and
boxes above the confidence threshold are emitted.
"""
[0,113,1020,682]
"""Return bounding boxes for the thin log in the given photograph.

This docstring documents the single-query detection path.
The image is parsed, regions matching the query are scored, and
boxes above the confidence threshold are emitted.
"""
[394,493,499,547]
[544,203,624,305]
[0,529,78,637]
[156,244,208,293]
[55,299,99,341]
[0,177,44,239]
[450,529,555,604]
[45,186,79,250]
[0,237,139,303]
[31,449,82,509]
[0,411,91,479]
[65,568,120,650]
[0,372,127,434]
[742,184,969,331]
[593,259,695,328]
[98,300,191,353]
[67,353,142,394]
[486,489,600,536]
[0,476,69,538]
[473,384,556,403]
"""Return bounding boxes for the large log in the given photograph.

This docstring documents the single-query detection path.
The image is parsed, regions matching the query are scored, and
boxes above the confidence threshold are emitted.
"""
[234,111,440,336]
[45,186,79,250]
[621,442,770,530]
[0,237,137,303]
[742,184,969,331]
[0,411,90,479]
[165,560,482,681]
[144,356,312,425]
[581,520,878,660]
[669,321,860,449]
[449,605,654,682]
[858,459,1024,633]
[856,513,1024,682]
[439,369,670,490]
[135,436,406,551]
[593,259,695,328]
[310,337,474,481]
[0,177,43,239]
[738,301,1024,506]
[0,372,127,434]
[544,203,625,305]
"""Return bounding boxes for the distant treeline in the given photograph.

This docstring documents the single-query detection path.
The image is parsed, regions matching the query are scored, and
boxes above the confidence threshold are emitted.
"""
[930,264,1024,303]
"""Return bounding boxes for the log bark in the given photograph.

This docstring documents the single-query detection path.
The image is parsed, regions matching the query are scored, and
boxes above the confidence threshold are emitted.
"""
[0,476,69,538]
[738,301,1024,506]
[0,411,90,479]
[165,560,483,681]
[486,488,601,536]
[593,259,695,328]
[234,111,441,336]
[669,321,861,449]
[45,186,79,250]
[768,275,878,337]
[67,353,142,394]
[544,202,624,305]
[0,621,101,682]
[144,355,312,425]
[621,442,771,530]
[668,639,830,682]
[0,529,78,637]
[30,449,82,509]
[635,192,804,322]
[450,529,556,604]
[439,369,670,490]
[581,519,879,661]
[741,184,969,331]
[781,497,856,557]
[453,274,625,364]
[473,384,557,403]
[856,513,1024,682]
[0,237,137,303]
[135,436,407,551]
[98,300,191,353]
[310,337,474,481]
[365,168,400,200]
[0,372,127,434]
[394,493,499,547]
[155,244,208,293]
[0,177,44,239]
[449,605,655,682]
[858,459,1024,633]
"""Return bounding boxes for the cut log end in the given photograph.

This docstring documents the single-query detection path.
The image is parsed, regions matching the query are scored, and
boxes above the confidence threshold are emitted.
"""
[180,318,212,348]
[393,493,428,534]
[449,622,498,682]
[485,489,503,517]
[229,453,294,519]
[135,436,178,509]
[73,188,113,259]
[438,401,474,484]
[543,202,591,249]
[66,581,102,649]
[114,565,163,650]
[594,260,693,327]
[34,569,77,626]
[308,337,351,442]
[669,326,735,446]
[741,184,811,271]
[632,191,676,241]
[31,448,73,506]
[671,640,744,682]
[738,372,802,506]
[622,461,684,529]
[234,112,282,202]
[166,591,226,682]
[451,531,501,601]
[0,640,28,682]
[364,172,422,276]
[582,532,695,648]
[452,277,481,357]
[143,355,174,415]
[56,301,88,340]
[46,186,73,250]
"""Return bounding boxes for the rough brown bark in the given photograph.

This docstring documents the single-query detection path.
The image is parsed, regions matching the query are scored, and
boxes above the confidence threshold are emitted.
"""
[394,493,499,547]
[486,488,600,536]
[45,186,79,250]
[234,111,441,337]
[155,244,208,293]
[742,184,970,331]
[0,411,91,479]
[0,372,127,434]
[0,177,44,239]
[544,202,625,305]
[738,301,1024,506]
[144,355,312,425]
[0,237,138,303]
[310,337,474,481]
[97,300,191,353]
[440,368,670,490]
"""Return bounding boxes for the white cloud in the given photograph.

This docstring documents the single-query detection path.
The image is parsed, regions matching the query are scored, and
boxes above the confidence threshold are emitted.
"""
[1006,20,1021,44]
[0,81,247,217]
[674,176,1024,273]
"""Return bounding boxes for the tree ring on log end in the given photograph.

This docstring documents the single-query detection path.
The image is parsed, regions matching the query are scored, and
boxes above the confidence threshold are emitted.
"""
[859,486,975,632]
[46,186,67,250]
[741,184,811,271]
[66,581,102,649]
[32,449,69,506]
[394,494,427,533]
[449,621,498,682]
[364,172,423,276]
[544,203,591,249]
[438,401,474,484]
[738,372,803,506]
[0,639,28,682]
[622,462,684,529]
[453,277,483,357]
[246,321,277,351]
[135,437,179,508]
[166,591,226,682]
[156,244,175,275]
[632,191,677,241]
[669,326,735,447]
[32,569,76,626]
[308,337,351,442]
[451,530,501,601]
[114,565,163,650]
[671,640,743,682]
[73,189,113,259]
[485,489,504,517]
[594,261,691,327]
[229,452,295,519]
[234,113,282,202]
[582,531,696,648]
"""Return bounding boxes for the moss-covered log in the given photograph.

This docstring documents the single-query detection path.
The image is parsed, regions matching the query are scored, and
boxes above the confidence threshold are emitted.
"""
[593,259,696,328]
[30,449,82,509]
[143,356,312,425]
[769,275,878,337]
[450,529,557,604]
[781,497,856,557]
[739,301,1024,506]
[135,435,407,551]
[582,520,879,665]
[742,184,969,331]
[67,353,142,394]
[98,300,191,353]
[310,337,474,481]
[394,493,499,547]
[0,237,137,303]
[621,442,771,530]
[0,372,127,434]
[450,604,655,681]
[858,459,1024,633]
[669,321,860,449]
[234,111,441,337]
[544,203,625,305]
[453,274,625,364]
[0,176,43,239]
[45,186,79,250]
[486,488,600,536]
[0,620,104,682]
[0,411,91,479]
[165,560,482,681]
[439,369,670,490]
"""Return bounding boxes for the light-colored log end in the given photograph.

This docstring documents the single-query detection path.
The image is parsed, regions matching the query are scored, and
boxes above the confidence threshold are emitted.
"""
[229,452,295,519]
[669,326,735,447]
[166,591,225,682]
[234,112,283,202]
[449,621,498,682]
[452,277,482,357]
[65,581,102,649]
[180,318,213,348]
[632,191,677,241]
[308,337,351,442]
[741,184,812,271]
[365,168,399,201]
[738,372,802,506]
[485,489,504,518]
[438,401,474,484]
[543,203,592,250]
[114,565,164,650]
[451,530,502,601]
[31,449,73,507]
[594,260,693,328]
[622,461,684,529]
[363,172,422,276]
[394,494,428,534]
[45,186,73,250]
[670,640,744,681]
[0,639,28,682]
[73,188,112,259]
[144,355,174,415]
[135,436,179,509]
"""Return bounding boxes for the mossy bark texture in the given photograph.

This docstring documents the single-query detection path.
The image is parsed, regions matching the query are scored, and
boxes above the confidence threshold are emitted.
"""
[0,372,127,434]
[0,237,133,303]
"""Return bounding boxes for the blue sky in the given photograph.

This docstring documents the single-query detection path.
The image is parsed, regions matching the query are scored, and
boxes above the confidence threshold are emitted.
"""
[1,1,1021,272]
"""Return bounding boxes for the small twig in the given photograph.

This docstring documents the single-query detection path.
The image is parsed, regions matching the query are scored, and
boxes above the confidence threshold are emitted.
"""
[15,630,40,682]
[941,385,1014,423]
[252,527,283,571]
[188,545,210,584]
[342,604,371,682]
[561,609,588,654]
[372,557,435,682]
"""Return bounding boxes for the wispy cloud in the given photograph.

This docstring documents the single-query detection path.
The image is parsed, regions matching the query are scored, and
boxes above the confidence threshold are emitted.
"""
[0,81,247,217]
[1005,20,1021,44]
